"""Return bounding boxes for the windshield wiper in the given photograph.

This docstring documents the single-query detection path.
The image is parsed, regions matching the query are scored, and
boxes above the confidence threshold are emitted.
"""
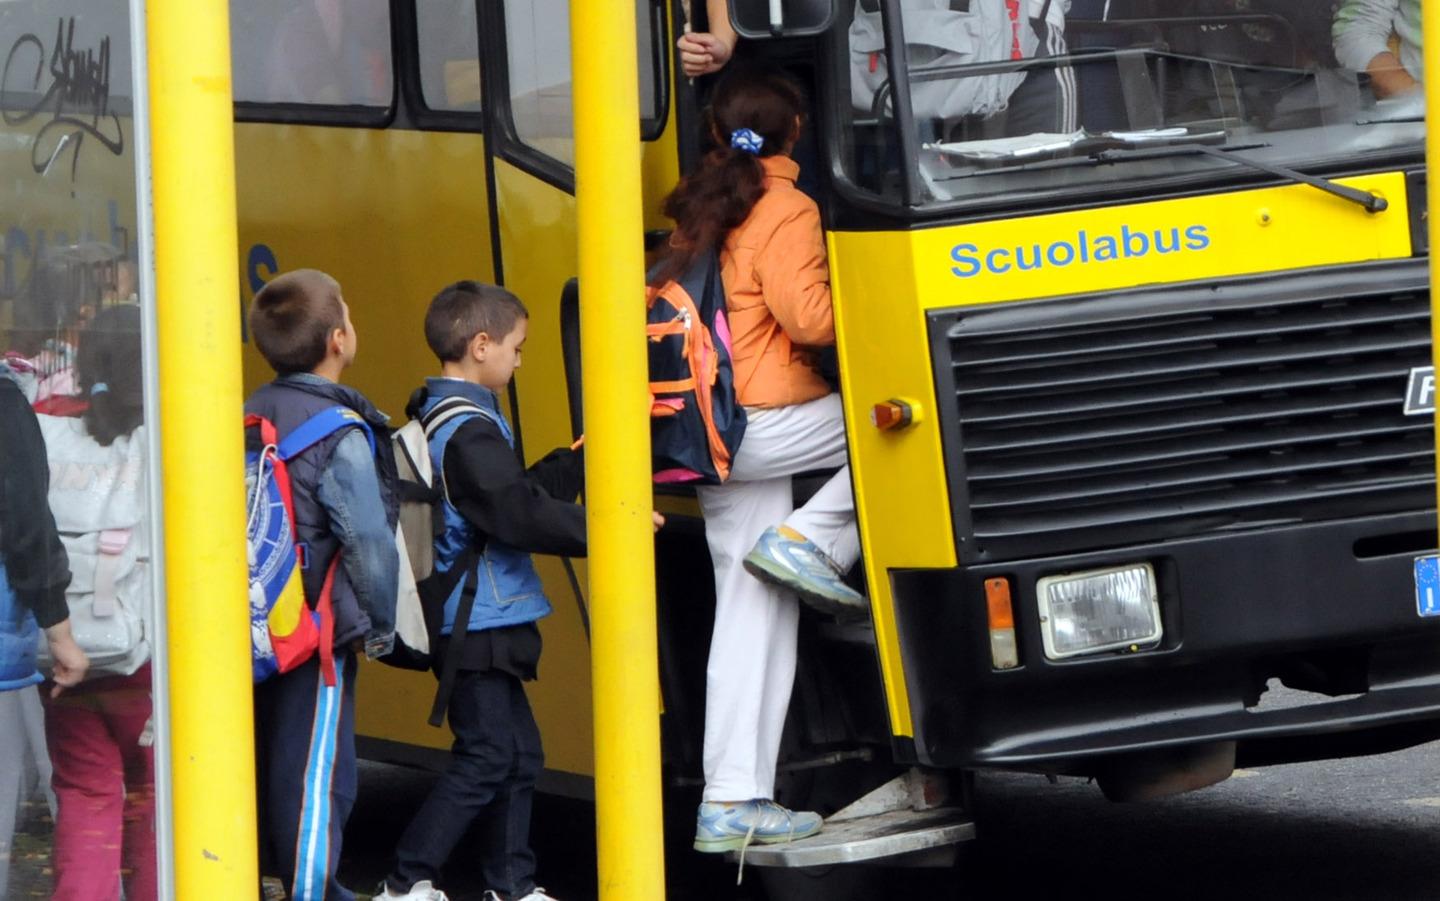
[925,132,1391,213]
[1089,141,1388,213]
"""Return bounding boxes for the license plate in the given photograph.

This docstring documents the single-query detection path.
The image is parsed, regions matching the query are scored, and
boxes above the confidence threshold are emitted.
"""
[1415,555,1440,617]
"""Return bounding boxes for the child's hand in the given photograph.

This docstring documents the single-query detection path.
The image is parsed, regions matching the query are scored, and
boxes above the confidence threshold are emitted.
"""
[677,31,733,78]
[652,511,666,532]
[44,622,89,696]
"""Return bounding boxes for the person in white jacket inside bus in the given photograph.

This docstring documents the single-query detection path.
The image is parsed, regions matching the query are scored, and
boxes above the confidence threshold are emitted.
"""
[847,0,1077,137]
[1333,0,1422,98]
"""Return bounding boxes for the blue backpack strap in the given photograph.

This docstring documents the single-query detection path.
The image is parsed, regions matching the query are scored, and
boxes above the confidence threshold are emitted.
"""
[276,405,375,461]
[420,397,486,436]
[427,400,504,451]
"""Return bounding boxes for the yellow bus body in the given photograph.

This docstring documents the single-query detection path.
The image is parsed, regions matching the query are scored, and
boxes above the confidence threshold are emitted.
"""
[829,172,1415,736]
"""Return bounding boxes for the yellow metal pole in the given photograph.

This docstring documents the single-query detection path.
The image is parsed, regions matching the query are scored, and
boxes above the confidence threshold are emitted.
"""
[1428,1,1440,514]
[146,1,255,896]
[571,1,667,898]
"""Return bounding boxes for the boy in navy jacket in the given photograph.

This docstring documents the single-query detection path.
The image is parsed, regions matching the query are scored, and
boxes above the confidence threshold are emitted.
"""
[382,282,610,901]
[246,269,398,901]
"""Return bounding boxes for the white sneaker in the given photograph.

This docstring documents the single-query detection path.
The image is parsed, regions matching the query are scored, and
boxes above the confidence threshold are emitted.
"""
[482,889,560,901]
[383,879,449,901]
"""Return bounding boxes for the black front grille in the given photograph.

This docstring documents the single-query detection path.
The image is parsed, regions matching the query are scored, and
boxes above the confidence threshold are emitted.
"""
[936,263,1436,560]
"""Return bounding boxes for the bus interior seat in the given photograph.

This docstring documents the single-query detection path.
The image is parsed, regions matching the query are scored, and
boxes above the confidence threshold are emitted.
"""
[559,277,583,440]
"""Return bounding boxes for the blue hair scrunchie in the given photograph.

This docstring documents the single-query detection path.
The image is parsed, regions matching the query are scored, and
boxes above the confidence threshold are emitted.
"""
[730,128,764,155]
[90,382,109,396]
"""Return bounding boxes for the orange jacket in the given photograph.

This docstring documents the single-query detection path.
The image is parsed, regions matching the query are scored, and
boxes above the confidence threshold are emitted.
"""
[720,155,835,409]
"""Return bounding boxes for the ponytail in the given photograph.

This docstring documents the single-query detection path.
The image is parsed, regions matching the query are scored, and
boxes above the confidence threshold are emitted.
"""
[656,147,766,284]
[77,304,144,446]
[653,66,808,286]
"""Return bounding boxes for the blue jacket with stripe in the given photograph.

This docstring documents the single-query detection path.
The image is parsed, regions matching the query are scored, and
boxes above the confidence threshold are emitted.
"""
[416,378,586,635]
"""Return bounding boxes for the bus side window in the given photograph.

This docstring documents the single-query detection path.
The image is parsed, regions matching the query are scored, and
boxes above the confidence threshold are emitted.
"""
[637,0,666,137]
[230,0,393,108]
[417,0,483,113]
[503,0,576,166]
[500,0,667,170]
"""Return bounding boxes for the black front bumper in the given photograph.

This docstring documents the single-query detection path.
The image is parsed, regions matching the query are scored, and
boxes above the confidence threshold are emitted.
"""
[892,510,1440,768]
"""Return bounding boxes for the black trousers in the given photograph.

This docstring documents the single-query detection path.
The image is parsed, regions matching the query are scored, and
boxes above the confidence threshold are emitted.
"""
[388,669,543,899]
[1001,17,1079,135]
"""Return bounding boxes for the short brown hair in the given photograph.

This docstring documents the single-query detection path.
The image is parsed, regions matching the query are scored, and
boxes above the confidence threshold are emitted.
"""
[424,281,528,363]
[248,269,345,374]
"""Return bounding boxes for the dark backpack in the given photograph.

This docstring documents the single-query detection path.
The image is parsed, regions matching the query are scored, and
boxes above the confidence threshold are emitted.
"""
[646,249,747,484]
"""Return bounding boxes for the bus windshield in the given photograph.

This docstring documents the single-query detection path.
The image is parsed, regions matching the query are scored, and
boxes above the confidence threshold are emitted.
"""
[840,2,1426,208]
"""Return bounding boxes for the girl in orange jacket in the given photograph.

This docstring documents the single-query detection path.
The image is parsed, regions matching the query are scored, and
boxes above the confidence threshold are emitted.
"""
[656,66,866,856]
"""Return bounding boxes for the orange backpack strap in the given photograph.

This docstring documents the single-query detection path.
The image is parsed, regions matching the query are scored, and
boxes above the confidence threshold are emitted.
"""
[649,290,702,397]
[650,377,698,394]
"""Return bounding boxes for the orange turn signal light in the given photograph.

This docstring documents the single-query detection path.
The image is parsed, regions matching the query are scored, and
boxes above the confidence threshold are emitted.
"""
[985,577,1020,669]
[871,399,914,431]
[985,578,1014,629]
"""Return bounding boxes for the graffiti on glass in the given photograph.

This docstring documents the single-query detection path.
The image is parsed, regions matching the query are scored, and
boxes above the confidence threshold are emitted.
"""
[2,17,124,180]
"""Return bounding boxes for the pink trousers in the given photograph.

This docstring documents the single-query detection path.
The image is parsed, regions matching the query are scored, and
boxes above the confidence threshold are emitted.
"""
[43,666,156,901]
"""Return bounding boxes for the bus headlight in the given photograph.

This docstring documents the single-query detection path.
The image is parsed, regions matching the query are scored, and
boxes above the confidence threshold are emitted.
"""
[1036,564,1161,660]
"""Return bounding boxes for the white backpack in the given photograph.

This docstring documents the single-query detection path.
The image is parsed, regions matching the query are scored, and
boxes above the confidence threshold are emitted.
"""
[36,415,151,678]
[383,396,485,670]
[392,397,485,583]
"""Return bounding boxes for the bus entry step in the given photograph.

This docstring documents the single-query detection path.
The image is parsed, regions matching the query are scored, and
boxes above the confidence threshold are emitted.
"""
[729,807,975,868]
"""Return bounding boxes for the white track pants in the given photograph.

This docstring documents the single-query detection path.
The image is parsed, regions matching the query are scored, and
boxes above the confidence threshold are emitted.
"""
[697,393,859,802]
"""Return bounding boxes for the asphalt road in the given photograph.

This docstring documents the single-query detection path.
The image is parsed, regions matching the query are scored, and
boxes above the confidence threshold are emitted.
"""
[959,745,1440,901]
[342,737,1440,901]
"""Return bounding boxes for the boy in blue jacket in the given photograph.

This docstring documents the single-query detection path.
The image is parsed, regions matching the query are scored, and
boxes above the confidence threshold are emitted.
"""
[381,282,608,901]
[245,269,399,901]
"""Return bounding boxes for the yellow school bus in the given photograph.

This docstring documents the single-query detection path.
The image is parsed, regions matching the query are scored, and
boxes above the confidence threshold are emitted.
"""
[5,0,1440,898]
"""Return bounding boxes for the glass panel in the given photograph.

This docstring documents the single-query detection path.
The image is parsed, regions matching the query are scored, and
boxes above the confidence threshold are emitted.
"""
[841,1,1426,206]
[418,0,483,112]
[505,0,575,165]
[503,0,665,166]
[637,0,660,125]
[0,2,158,897]
[230,0,393,106]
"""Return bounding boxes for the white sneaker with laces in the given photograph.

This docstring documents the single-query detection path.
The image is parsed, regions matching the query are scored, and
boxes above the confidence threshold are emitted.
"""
[382,879,449,901]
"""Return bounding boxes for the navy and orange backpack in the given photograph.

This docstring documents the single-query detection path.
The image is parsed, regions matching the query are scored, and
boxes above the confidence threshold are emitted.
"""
[646,249,747,484]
